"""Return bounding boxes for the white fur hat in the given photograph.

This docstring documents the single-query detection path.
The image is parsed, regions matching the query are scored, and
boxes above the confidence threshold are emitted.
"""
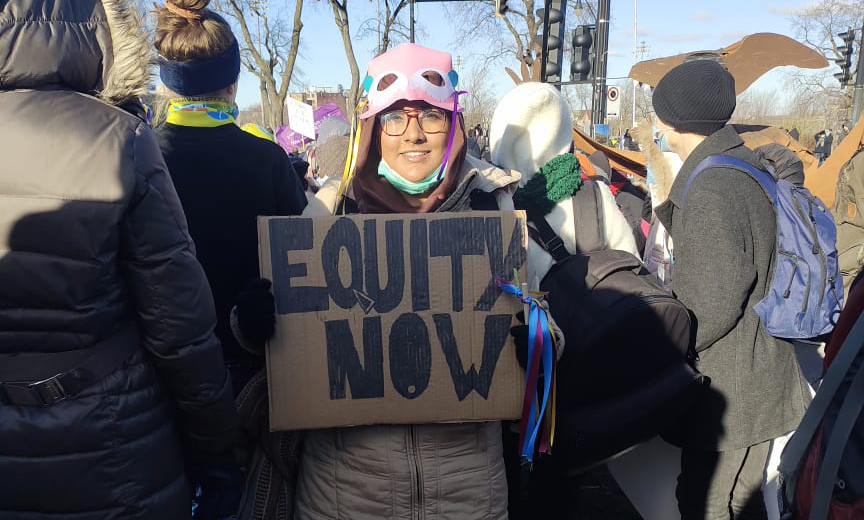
[489,82,574,184]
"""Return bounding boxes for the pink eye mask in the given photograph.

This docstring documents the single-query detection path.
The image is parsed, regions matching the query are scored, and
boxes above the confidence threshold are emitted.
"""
[360,43,463,120]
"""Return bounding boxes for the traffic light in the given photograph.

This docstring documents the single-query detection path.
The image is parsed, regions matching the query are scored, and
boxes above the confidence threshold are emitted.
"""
[571,24,595,82]
[537,0,567,84]
[495,0,508,17]
[835,29,855,86]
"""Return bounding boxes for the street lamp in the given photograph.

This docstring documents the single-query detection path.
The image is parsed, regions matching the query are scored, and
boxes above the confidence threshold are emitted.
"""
[573,0,583,15]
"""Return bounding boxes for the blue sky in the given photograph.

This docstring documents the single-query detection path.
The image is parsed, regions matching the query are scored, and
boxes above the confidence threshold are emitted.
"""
[233,0,820,109]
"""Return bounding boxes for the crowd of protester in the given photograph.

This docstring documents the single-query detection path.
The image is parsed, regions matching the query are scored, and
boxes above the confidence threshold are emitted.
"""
[1,1,862,520]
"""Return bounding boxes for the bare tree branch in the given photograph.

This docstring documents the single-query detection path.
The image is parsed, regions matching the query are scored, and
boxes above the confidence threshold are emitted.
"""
[785,0,863,118]
[328,0,361,111]
[356,0,411,54]
[447,0,594,82]
[215,0,304,128]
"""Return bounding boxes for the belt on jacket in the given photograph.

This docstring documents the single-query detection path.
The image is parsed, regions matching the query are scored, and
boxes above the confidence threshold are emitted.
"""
[0,327,139,407]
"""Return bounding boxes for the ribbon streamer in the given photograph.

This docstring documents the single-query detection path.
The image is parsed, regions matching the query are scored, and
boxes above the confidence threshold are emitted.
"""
[498,280,556,463]
[336,99,367,207]
[436,90,469,182]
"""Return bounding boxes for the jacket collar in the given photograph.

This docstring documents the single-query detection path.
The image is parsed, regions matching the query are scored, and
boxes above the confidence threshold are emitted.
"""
[436,154,520,212]
[308,154,520,216]
[656,125,744,228]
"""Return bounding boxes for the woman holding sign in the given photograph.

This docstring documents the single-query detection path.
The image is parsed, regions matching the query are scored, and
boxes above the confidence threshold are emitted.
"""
[289,43,521,519]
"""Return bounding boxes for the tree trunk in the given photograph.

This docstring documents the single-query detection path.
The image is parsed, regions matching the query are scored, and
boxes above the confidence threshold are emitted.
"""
[331,0,361,113]
[379,0,406,54]
[220,0,303,130]
[275,0,304,129]
[258,80,271,129]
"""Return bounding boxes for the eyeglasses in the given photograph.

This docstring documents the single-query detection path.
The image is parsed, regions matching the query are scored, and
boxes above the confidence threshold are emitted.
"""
[379,108,449,136]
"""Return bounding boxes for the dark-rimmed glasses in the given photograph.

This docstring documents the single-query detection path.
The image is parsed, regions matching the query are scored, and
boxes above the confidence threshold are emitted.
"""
[379,108,449,136]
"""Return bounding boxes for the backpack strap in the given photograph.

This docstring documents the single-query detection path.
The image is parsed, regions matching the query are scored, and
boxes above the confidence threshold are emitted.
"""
[528,216,570,263]
[809,365,864,520]
[571,179,608,252]
[682,154,778,204]
[527,179,607,263]
[779,311,864,506]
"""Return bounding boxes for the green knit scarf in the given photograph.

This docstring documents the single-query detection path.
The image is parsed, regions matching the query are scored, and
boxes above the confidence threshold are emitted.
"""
[513,153,582,217]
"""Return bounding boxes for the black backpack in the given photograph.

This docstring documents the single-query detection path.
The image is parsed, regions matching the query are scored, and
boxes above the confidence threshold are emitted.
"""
[527,179,708,469]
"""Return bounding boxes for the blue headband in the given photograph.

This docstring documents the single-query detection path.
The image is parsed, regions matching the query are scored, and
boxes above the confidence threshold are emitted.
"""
[159,39,241,96]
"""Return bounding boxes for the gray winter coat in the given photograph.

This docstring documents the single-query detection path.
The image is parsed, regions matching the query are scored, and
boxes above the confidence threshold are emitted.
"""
[294,156,515,520]
[0,0,238,517]
[656,126,811,451]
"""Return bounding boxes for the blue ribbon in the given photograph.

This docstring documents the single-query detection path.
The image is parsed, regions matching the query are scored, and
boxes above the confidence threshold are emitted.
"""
[498,281,555,463]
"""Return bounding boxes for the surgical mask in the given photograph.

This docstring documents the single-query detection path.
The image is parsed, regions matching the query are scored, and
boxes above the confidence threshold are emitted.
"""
[377,160,443,195]
[653,122,674,153]
[646,165,657,186]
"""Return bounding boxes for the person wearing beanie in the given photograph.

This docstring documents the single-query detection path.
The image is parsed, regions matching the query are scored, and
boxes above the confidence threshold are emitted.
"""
[652,60,810,520]
[295,43,516,520]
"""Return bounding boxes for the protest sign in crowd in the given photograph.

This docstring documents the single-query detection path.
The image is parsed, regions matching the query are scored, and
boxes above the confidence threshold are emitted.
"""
[1,1,863,520]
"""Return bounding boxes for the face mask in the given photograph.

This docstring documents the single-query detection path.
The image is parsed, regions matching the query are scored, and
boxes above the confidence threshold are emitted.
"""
[377,160,443,195]
[653,122,674,153]
[646,165,656,186]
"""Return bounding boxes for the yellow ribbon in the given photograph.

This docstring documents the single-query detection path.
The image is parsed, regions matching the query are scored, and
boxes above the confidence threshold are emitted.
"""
[335,99,368,211]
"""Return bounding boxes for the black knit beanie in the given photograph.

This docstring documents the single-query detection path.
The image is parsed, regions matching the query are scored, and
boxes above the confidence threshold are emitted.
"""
[652,60,736,136]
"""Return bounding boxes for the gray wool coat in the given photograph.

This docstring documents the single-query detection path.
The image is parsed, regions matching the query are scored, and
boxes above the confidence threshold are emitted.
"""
[656,126,811,452]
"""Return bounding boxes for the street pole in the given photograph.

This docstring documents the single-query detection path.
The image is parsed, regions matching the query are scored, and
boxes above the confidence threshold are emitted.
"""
[851,22,864,124]
[590,0,610,132]
[631,0,637,131]
[539,0,551,82]
[410,0,415,43]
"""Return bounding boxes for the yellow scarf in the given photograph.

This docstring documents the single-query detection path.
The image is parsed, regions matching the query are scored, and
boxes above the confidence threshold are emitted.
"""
[166,98,239,128]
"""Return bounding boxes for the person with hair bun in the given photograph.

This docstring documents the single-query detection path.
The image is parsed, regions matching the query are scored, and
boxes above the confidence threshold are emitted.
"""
[153,0,307,392]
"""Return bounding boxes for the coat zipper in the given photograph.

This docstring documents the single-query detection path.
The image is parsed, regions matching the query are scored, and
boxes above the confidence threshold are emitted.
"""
[406,425,424,520]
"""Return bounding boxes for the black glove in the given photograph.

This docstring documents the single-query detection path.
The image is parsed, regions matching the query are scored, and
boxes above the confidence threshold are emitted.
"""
[510,311,529,370]
[188,450,244,520]
[235,278,276,348]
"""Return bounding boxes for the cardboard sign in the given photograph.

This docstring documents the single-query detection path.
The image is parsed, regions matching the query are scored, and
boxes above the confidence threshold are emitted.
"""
[259,211,529,430]
[285,96,316,139]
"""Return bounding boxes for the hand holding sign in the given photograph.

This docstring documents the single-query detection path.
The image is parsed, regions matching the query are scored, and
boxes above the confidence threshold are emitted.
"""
[234,278,276,353]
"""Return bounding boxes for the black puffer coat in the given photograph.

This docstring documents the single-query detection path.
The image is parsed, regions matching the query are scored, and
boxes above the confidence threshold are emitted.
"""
[0,1,238,518]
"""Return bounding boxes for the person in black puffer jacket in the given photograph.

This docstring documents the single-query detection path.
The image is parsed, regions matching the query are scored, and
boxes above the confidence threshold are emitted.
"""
[0,1,239,519]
